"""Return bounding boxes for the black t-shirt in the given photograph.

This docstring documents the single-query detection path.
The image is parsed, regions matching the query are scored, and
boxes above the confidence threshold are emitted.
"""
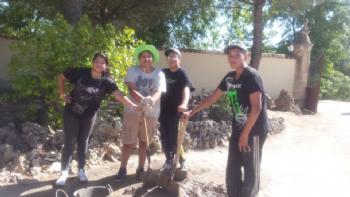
[160,68,194,115]
[218,66,269,136]
[63,67,118,117]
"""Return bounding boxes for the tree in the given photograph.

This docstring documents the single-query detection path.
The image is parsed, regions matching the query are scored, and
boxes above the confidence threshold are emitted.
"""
[270,0,350,74]
[220,0,267,69]
[61,0,83,25]
[250,0,265,69]
[0,0,219,48]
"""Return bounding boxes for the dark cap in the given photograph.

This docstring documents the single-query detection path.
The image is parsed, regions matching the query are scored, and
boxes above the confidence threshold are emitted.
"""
[224,41,248,54]
[164,48,181,58]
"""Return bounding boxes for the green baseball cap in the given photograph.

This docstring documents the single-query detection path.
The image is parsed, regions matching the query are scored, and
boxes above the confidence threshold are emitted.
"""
[133,44,159,65]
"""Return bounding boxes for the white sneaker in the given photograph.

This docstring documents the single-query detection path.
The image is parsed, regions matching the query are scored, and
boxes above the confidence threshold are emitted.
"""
[77,169,88,182]
[180,160,187,171]
[56,170,68,186]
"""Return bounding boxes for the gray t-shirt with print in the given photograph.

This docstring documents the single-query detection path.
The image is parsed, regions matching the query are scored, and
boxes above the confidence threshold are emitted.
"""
[124,66,166,118]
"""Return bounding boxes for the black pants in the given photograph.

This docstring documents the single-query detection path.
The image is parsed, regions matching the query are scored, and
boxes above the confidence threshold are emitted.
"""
[159,113,185,163]
[61,109,97,171]
[226,133,267,197]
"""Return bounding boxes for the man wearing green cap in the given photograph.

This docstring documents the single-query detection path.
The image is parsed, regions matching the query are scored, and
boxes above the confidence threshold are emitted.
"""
[182,41,269,197]
[116,44,166,181]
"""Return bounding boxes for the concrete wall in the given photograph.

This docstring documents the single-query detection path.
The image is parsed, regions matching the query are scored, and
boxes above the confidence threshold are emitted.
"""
[155,50,296,98]
[0,37,12,81]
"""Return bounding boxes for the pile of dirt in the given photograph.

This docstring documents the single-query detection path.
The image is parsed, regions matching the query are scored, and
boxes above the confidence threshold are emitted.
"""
[120,179,227,197]
[184,120,231,150]
[179,180,227,197]
[0,116,126,185]
[273,89,302,115]
[269,117,285,135]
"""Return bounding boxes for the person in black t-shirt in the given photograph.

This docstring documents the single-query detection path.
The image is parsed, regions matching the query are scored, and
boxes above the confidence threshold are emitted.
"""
[55,53,138,186]
[159,48,194,170]
[182,42,269,197]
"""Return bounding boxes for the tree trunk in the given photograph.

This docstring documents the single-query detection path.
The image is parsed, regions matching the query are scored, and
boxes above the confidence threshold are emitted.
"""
[250,0,265,70]
[62,0,83,25]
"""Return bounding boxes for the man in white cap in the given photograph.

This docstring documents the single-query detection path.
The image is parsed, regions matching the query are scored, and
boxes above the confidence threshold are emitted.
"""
[159,48,194,170]
[182,41,269,197]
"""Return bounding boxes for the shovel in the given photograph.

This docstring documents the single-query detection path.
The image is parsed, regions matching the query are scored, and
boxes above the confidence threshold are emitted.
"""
[141,119,189,196]
[142,111,152,170]
[168,119,188,182]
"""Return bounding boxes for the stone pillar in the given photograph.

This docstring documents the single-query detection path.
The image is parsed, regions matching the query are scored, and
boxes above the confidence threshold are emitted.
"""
[292,20,313,108]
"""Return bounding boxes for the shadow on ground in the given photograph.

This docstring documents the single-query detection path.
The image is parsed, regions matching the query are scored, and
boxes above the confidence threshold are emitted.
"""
[0,174,174,197]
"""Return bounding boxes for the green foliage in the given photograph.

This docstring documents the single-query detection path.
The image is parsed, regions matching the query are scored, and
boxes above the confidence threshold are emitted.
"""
[8,14,141,127]
[271,1,350,75]
[0,0,58,35]
[0,0,220,49]
[320,69,350,101]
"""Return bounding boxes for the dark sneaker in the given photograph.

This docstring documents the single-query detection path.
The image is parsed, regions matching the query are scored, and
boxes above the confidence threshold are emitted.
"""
[115,167,127,182]
[135,167,145,180]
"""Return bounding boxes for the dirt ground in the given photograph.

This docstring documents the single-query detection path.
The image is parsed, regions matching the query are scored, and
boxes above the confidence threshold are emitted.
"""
[0,100,349,197]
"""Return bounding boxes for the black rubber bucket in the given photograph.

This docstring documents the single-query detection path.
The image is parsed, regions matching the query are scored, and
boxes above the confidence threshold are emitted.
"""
[56,185,112,197]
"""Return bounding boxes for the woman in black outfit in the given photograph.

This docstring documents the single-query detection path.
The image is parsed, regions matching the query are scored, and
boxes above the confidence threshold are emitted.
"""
[56,53,137,185]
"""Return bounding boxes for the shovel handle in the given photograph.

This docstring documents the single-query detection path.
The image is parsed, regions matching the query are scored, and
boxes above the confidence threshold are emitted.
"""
[142,112,152,169]
[170,119,188,181]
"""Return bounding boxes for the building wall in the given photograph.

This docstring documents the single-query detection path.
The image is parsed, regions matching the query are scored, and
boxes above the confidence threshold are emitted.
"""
[155,50,296,98]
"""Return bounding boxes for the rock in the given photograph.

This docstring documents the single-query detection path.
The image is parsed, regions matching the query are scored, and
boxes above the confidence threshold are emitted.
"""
[31,158,41,168]
[266,94,275,110]
[1,144,17,163]
[27,149,39,162]
[149,132,161,154]
[47,162,61,173]
[188,93,211,121]
[184,120,231,150]
[269,117,285,135]
[12,155,28,173]
[291,105,302,115]
[43,151,60,162]
[92,116,122,139]
[11,173,24,183]
[273,90,302,115]
[30,166,41,177]
[0,122,17,144]
[103,143,120,162]
[51,129,64,146]
[21,122,49,150]
[178,180,227,197]
[274,89,294,111]
[86,148,105,166]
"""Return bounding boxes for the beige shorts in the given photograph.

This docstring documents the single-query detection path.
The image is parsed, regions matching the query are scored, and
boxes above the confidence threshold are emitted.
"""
[121,112,158,145]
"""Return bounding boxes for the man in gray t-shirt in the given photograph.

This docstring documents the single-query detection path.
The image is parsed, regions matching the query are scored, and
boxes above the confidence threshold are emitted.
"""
[116,45,166,181]
[124,65,166,118]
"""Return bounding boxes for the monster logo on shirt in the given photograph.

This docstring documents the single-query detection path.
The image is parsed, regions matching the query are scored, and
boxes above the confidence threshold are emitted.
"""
[226,77,248,130]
